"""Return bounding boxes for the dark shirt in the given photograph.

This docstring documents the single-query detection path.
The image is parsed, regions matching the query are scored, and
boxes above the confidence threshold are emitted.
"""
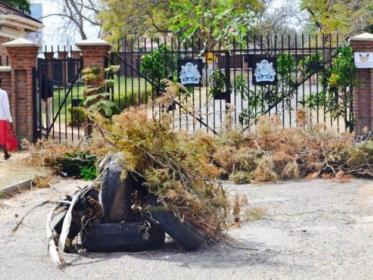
[40,76,53,100]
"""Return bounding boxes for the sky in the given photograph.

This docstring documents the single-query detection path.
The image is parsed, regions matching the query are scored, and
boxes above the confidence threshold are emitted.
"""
[30,0,100,48]
[31,0,301,48]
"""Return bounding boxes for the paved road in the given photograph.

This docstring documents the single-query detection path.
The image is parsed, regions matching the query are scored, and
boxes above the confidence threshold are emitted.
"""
[0,178,372,280]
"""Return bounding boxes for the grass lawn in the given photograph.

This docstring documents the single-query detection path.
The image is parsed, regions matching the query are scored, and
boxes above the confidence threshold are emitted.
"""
[47,76,153,125]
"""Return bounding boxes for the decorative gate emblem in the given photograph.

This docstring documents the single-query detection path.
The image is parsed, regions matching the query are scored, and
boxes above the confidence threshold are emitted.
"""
[252,56,277,85]
[178,59,202,86]
[254,59,276,83]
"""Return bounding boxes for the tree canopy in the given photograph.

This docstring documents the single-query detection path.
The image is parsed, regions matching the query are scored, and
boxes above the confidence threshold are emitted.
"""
[100,0,172,41]
[3,0,30,14]
[301,0,373,36]
[100,0,264,48]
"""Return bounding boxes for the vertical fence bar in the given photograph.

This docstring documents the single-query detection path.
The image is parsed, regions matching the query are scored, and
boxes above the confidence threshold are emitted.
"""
[287,34,291,127]
[295,34,298,115]
[246,33,251,130]
[308,34,312,127]
[77,55,81,140]
[274,34,278,116]
[69,46,74,143]
[63,46,68,141]
[315,34,320,125]
[322,34,328,130]
[124,36,129,109]
[301,34,305,108]
[205,39,209,133]
[281,35,285,127]
[239,35,244,127]
[198,38,202,130]
[191,36,196,133]
[170,37,175,130]
[232,37,237,124]
[137,36,141,105]
[260,35,264,117]
[254,35,258,121]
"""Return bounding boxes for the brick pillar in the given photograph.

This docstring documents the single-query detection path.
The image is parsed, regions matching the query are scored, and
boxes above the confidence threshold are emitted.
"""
[3,38,39,142]
[75,39,111,136]
[75,39,111,86]
[350,32,373,132]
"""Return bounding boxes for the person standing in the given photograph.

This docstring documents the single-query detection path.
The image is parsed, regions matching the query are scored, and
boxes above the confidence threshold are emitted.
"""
[0,78,16,160]
[40,66,54,129]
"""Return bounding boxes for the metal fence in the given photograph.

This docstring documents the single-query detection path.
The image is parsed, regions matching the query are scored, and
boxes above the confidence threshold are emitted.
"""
[33,33,353,144]
[33,46,83,143]
[111,33,352,135]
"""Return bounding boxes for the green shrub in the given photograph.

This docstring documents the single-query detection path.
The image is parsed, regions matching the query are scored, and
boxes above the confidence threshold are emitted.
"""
[68,107,86,127]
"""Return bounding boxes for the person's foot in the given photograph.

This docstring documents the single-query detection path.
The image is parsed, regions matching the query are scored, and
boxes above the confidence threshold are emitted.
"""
[4,152,10,160]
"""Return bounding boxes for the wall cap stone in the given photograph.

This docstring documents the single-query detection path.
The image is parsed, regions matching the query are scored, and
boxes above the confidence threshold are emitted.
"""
[350,32,373,42]
[76,38,110,47]
[2,37,39,47]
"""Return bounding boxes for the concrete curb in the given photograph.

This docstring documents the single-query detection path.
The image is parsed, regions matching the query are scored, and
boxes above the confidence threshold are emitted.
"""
[0,179,33,198]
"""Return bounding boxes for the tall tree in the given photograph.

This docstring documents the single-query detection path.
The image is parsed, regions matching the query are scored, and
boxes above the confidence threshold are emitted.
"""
[44,0,101,40]
[169,0,264,49]
[3,0,30,13]
[100,0,264,48]
[301,0,372,36]
[251,0,308,36]
[99,0,173,41]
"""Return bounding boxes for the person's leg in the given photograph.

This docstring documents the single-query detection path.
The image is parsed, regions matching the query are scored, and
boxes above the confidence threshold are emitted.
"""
[1,144,10,160]
[41,99,47,129]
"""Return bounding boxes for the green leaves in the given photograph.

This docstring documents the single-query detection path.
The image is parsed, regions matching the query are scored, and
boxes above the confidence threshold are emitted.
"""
[88,100,118,119]
[82,65,119,118]
[169,0,263,49]
[101,0,264,48]
[80,165,97,181]
[208,69,226,97]
[3,0,30,13]
[300,46,355,123]
[140,45,175,93]
[301,0,372,35]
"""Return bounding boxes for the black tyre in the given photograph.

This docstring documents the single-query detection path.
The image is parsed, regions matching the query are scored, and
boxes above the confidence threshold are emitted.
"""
[146,195,206,251]
[53,187,100,240]
[81,222,165,252]
[100,154,133,222]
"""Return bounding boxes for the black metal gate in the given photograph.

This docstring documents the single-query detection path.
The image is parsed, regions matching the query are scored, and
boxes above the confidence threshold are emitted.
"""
[33,34,353,143]
[33,50,83,143]
[110,34,352,134]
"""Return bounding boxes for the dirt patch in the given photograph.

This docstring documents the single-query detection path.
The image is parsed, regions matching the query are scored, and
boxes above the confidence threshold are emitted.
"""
[0,153,50,190]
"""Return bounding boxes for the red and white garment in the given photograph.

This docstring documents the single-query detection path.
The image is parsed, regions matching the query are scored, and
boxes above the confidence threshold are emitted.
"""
[0,89,16,150]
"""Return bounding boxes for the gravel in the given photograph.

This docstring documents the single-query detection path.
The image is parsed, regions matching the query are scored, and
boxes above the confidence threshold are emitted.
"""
[0,178,372,280]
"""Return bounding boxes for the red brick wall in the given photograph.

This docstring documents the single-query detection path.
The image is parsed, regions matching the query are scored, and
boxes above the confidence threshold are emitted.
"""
[14,69,28,139]
[78,44,110,87]
[6,45,38,141]
[350,40,373,132]
[79,45,110,74]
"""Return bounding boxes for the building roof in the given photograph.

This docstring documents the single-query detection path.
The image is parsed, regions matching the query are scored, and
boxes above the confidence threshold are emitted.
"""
[0,1,41,24]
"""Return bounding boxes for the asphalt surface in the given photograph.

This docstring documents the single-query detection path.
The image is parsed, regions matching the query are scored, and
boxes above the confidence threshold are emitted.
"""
[0,178,372,280]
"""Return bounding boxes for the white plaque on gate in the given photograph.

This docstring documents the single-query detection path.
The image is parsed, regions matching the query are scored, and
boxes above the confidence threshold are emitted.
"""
[354,52,373,68]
